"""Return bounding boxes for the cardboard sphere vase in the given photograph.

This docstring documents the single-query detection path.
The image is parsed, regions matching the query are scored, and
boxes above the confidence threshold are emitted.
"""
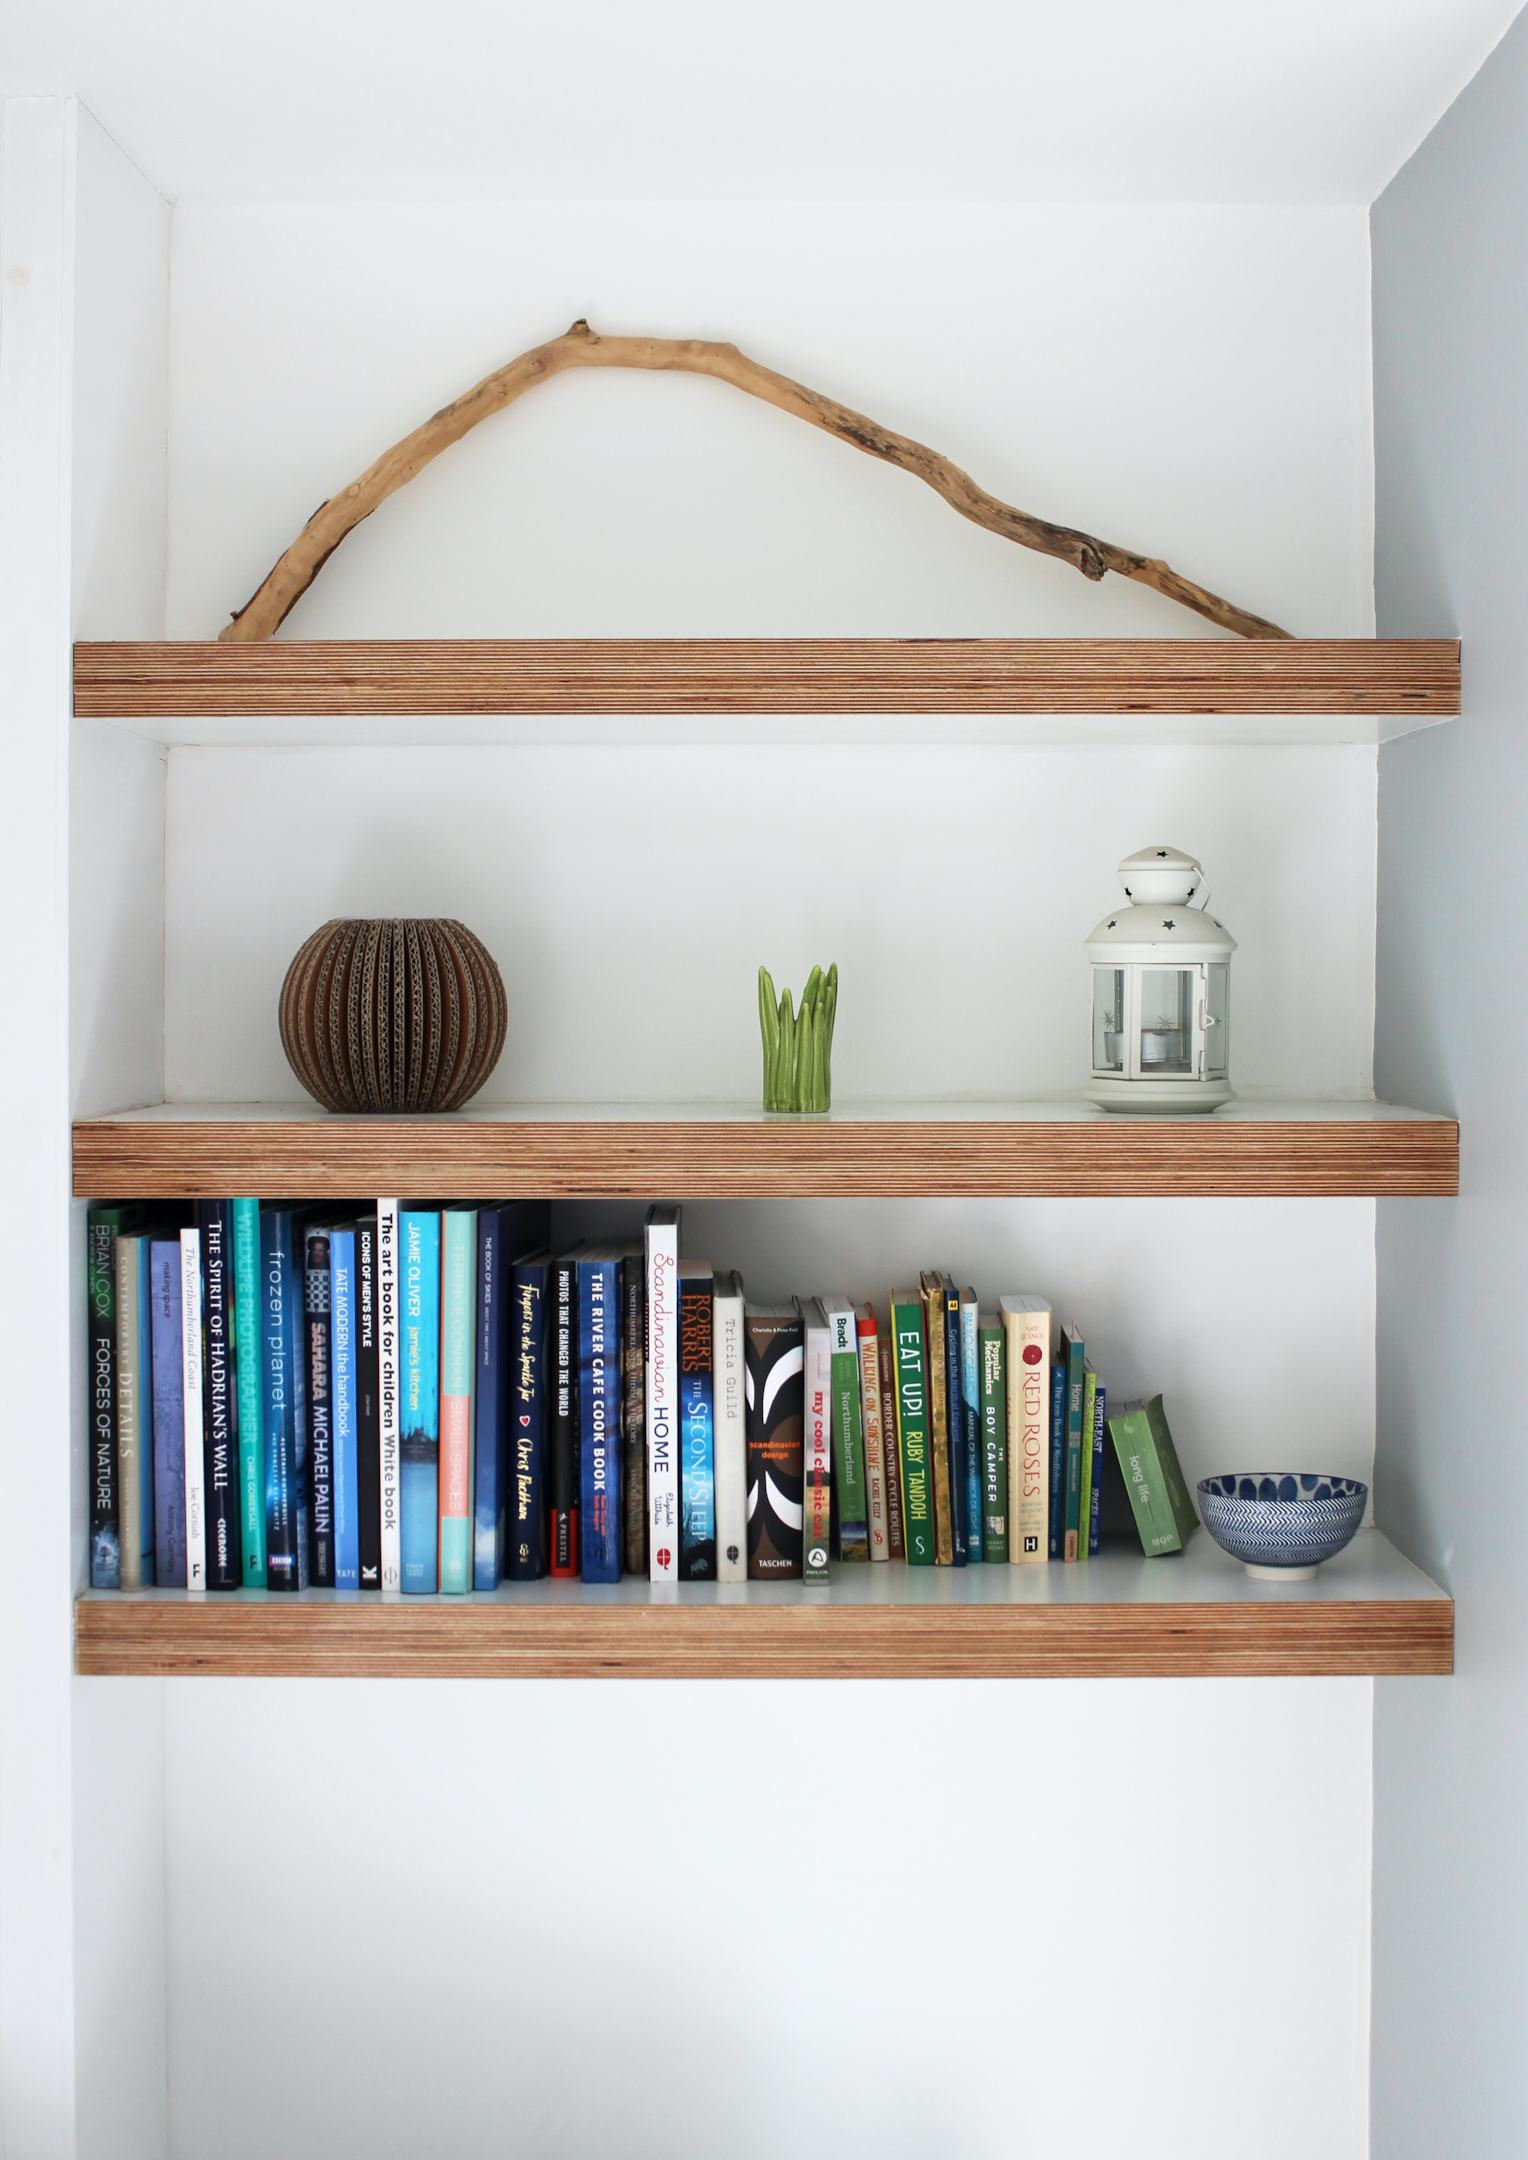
[279,918,507,1113]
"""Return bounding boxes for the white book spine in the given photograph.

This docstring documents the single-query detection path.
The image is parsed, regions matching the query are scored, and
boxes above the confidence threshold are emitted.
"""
[377,1198,401,1592]
[179,1228,207,1592]
[713,1286,747,1582]
[857,1324,889,1560]
[803,1310,833,1579]
[1000,1295,1051,1563]
[645,1217,680,1580]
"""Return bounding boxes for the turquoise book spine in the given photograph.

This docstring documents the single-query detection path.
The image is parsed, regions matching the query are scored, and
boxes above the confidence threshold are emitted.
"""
[438,1208,477,1594]
[231,1197,265,1586]
[400,1210,442,1594]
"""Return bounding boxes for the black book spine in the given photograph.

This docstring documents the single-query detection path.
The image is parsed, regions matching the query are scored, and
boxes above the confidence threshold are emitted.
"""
[621,1251,647,1577]
[87,1214,120,1588]
[550,1257,578,1575]
[304,1228,335,1587]
[354,1218,382,1586]
[197,1200,242,1589]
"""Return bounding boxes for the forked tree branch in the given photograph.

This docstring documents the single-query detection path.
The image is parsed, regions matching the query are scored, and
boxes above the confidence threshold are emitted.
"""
[219,318,1290,642]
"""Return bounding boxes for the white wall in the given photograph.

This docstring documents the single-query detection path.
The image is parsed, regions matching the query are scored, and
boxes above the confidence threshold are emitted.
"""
[133,196,1389,2160]
[1370,14,1528,2156]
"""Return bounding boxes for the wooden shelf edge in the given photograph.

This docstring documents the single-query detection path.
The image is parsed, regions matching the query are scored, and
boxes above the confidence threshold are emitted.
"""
[72,638,1462,719]
[70,1113,1460,1200]
[74,1593,1453,1680]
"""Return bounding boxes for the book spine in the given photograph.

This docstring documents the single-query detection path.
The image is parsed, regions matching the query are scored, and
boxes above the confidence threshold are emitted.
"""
[180,1230,208,1591]
[198,1203,241,1590]
[877,1330,905,1560]
[304,1228,335,1588]
[1001,1306,1050,1563]
[960,1293,982,1567]
[150,1240,187,1589]
[890,1296,934,1564]
[438,1211,476,1594]
[942,1286,968,1566]
[354,1218,382,1587]
[744,1310,804,1578]
[473,1212,506,1588]
[1063,1330,1085,1561]
[1088,1381,1106,1557]
[87,1213,120,1588]
[550,1258,578,1576]
[921,1282,953,1564]
[645,1220,680,1582]
[507,1260,549,1581]
[679,1277,716,1579]
[979,1320,1007,1562]
[1048,1361,1066,1559]
[856,1317,888,1561]
[1107,1405,1177,1552]
[260,1212,300,1591]
[115,1238,144,1589]
[376,1199,402,1591]
[802,1314,832,1579]
[330,1230,360,1589]
[713,1282,747,1582]
[231,1198,266,1586]
[827,1307,868,1560]
[622,1254,647,1577]
[579,1256,621,1582]
[400,1210,441,1594]
[1078,1363,1098,1563]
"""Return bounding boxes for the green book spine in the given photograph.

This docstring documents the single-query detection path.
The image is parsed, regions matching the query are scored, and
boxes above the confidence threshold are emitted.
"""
[890,1291,935,1564]
[1061,1324,1085,1560]
[1078,1361,1098,1559]
[1106,1399,1184,1554]
[1144,1395,1199,1546]
[231,1197,266,1585]
[979,1316,1007,1563]
[826,1302,869,1559]
[920,1274,954,1564]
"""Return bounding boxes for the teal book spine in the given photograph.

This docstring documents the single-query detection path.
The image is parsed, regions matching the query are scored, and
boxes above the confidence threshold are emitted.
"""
[437,1208,477,1594]
[400,1210,442,1593]
[231,1197,265,1586]
[1088,1380,1107,1556]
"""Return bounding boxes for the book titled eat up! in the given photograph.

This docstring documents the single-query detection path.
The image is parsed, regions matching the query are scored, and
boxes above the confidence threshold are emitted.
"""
[1105,1395,1198,1556]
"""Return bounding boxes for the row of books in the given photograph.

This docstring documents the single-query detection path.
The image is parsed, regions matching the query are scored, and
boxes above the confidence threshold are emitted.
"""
[85,1198,1195,1593]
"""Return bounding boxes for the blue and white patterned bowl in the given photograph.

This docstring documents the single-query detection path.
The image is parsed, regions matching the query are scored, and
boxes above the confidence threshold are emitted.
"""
[1197,1473,1368,1580]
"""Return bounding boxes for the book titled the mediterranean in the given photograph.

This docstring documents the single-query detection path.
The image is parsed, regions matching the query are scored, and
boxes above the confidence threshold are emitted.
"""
[399,1209,442,1595]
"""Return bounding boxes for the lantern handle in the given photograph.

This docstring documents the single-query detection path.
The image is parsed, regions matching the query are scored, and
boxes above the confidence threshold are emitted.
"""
[1186,875,1212,911]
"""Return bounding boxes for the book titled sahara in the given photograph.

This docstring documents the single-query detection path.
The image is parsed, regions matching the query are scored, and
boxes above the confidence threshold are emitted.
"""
[744,1304,804,1579]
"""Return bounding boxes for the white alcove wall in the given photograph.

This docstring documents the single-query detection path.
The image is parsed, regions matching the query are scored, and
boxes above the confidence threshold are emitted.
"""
[57,179,1389,2160]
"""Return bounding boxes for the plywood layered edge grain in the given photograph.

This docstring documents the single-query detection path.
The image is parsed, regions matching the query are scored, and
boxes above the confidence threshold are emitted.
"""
[71,1110,1460,1200]
[73,1591,1453,1678]
[72,638,1461,719]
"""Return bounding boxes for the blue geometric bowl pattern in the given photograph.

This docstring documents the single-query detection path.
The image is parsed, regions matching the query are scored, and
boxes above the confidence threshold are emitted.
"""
[1196,1473,1368,1570]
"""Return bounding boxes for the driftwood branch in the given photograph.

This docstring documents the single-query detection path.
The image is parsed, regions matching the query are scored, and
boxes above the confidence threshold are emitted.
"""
[220,319,1290,643]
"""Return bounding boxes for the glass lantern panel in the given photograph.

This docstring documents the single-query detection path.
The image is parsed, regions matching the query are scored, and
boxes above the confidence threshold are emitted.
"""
[1092,968,1125,1073]
[1138,968,1195,1075]
[1204,964,1229,1075]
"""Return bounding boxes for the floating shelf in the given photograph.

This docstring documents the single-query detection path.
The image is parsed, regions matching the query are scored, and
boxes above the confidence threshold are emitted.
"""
[72,638,1462,746]
[73,1531,1452,1679]
[71,1099,1458,1201]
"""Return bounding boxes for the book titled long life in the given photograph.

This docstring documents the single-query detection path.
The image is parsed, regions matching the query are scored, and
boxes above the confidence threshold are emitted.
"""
[376,1199,402,1591]
[231,1197,266,1586]
[400,1209,442,1594]
[330,1228,361,1590]
[999,1296,1051,1564]
[744,1304,804,1579]
[645,1204,681,1582]
[578,1246,623,1582]
[197,1200,241,1590]
[438,1207,478,1595]
[678,1262,716,1580]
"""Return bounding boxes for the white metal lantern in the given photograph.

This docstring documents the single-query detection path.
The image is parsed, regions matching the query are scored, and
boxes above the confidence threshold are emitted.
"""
[1085,846,1236,1113]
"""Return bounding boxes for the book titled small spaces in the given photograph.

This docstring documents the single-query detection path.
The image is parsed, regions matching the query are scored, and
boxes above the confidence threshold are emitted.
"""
[678,1262,716,1580]
[744,1305,804,1579]
[1106,1396,1198,1555]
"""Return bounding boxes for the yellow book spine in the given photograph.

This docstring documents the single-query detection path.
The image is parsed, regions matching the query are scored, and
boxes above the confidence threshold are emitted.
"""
[921,1276,953,1564]
[1003,1304,1050,1564]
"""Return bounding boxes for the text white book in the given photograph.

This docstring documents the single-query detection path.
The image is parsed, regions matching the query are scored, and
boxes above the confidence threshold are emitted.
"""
[999,1295,1051,1564]
[377,1198,401,1592]
[645,1204,681,1581]
[179,1229,207,1592]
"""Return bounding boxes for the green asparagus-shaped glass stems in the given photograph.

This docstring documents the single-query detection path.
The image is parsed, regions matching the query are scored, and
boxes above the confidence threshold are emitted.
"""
[759,962,838,1112]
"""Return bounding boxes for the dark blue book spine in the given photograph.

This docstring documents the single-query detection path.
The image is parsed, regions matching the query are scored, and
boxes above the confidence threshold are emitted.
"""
[942,1283,968,1566]
[1048,1359,1066,1560]
[197,1201,242,1590]
[1087,1382,1106,1556]
[578,1254,621,1582]
[304,1227,335,1587]
[508,1257,550,1581]
[260,1209,302,1591]
[150,1239,187,1587]
[473,1209,506,1589]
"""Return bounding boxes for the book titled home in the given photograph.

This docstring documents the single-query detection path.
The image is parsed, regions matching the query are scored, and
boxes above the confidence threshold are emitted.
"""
[823,1296,869,1561]
[799,1298,833,1581]
[578,1245,623,1582]
[855,1307,889,1562]
[889,1291,934,1565]
[304,1225,335,1589]
[678,1261,716,1580]
[645,1204,681,1582]
[231,1196,266,1587]
[197,1200,241,1591]
[399,1208,442,1594]
[1106,1396,1198,1555]
[713,1269,747,1582]
[438,1207,478,1594]
[744,1304,804,1579]
[999,1296,1050,1563]
[978,1311,1007,1563]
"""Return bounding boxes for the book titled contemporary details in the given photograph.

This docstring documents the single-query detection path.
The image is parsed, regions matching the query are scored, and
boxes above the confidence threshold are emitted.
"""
[82,1196,1193,1594]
